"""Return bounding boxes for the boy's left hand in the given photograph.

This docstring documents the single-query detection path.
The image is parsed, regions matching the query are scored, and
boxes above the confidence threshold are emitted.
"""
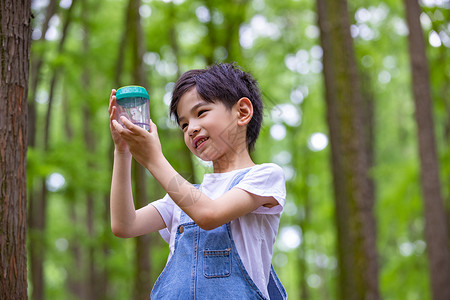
[112,116,163,169]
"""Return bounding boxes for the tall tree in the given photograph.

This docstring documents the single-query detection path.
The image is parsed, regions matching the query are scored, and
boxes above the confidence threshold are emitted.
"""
[27,0,58,148]
[28,2,78,299]
[316,0,379,299]
[0,0,32,298]
[79,0,105,298]
[223,0,249,63]
[128,0,152,298]
[167,2,197,183]
[61,85,86,298]
[202,0,217,65]
[403,1,450,299]
[26,2,58,296]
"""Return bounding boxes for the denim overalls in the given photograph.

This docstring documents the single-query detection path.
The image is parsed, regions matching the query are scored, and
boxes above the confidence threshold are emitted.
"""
[151,170,287,300]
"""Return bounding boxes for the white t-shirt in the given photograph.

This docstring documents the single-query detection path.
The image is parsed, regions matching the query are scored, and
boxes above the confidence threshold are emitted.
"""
[150,163,286,299]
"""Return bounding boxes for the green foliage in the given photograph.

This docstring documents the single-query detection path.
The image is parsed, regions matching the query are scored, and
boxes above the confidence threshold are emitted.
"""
[27,0,449,299]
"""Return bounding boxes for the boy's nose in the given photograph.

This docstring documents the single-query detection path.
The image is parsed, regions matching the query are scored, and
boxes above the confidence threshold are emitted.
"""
[188,125,200,137]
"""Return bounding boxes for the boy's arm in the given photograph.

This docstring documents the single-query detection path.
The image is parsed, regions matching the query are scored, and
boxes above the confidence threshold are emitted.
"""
[109,89,165,238]
[110,148,166,238]
[149,159,278,230]
[112,118,278,231]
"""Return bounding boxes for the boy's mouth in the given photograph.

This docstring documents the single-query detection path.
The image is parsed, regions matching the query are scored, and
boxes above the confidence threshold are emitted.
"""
[194,136,209,149]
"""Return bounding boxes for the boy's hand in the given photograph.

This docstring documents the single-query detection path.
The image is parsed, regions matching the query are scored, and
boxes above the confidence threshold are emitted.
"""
[108,89,130,155]
[112,116,163,170]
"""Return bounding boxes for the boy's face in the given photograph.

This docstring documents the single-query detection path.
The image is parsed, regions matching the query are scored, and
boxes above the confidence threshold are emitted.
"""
[177,88,246,162]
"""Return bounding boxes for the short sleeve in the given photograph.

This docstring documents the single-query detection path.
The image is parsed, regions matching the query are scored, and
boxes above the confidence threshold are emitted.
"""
[235,163,286,214]
[150,194,175,243]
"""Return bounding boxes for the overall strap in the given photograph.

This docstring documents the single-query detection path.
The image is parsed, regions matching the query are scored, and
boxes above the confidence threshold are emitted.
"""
[192,168,251,193]
[226,168,251,191]
[267,265,287,300]
[180,168,251,224]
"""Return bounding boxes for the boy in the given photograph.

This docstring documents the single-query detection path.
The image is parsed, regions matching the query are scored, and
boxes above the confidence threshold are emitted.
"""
[109,63,287,299]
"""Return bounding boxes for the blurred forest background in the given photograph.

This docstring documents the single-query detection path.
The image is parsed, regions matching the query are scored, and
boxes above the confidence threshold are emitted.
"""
[1,0,449,299]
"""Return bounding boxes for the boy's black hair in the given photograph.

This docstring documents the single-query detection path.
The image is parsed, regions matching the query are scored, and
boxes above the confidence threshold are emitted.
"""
[170,63,263,151]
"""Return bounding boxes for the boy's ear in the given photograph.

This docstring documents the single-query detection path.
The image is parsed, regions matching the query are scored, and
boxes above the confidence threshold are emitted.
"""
[236,97,253,126]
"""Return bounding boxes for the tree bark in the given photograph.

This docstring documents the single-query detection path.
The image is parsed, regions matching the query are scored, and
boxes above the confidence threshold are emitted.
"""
[403,1,450,299]
[0,0,32,298]
[316,1,379,299]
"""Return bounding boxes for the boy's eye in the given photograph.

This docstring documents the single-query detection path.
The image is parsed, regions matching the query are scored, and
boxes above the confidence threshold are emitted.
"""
[198,110,208,117]
[181,123,188,130]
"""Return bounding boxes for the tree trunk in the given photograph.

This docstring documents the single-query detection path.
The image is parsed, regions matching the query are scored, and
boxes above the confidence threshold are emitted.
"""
[316,1,379,300]
[102,0,133,297]
[27,0,58,148]
[26,1,58,298]
[129,0,152,298]
[28,2,77,299]
[60,84,85,299]
[203,0,217,65]
[0,0,32,298]
[403,1,450,299]
[79,0,103,298]
[167,2,197,183]
[223,0,249,63]
[297,158,310,300]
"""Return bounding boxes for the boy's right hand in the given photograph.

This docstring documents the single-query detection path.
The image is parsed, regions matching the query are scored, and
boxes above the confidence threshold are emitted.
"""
[108,89,130,155]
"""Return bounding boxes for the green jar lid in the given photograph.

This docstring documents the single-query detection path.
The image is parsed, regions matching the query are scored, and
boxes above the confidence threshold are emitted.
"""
[116,86,149,100]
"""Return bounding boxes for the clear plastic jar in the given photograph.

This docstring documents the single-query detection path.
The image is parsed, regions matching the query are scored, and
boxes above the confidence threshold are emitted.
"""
[116,86,150,131]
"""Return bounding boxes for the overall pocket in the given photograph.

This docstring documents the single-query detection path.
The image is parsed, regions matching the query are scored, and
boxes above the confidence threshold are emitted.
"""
[203,248,231,278]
